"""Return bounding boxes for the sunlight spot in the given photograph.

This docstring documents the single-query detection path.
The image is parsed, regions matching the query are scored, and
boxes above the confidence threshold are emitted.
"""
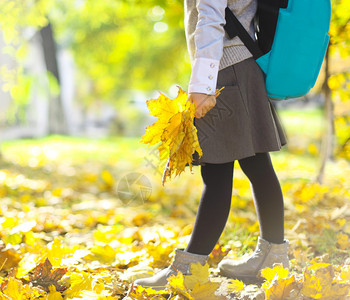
[153,22,168,33]
[152,6,165,16]
[169,84,180,98]
[31,146,41,157]
[0,171,7,183]
[44,148,58,160]
[28,157,39,168]
[148,5,165,21]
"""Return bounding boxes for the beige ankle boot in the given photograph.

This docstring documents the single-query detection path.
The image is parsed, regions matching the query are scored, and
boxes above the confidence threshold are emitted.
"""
[133,248,209,291]
[218,236,289,284]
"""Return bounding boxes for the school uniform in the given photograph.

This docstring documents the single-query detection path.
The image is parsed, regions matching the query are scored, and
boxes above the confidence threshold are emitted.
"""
[185,0,287,166]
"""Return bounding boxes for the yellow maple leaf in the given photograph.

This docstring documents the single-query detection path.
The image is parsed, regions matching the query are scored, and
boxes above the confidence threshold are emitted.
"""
[336,218,346,228]
[46,237,65,268]
[0,247,21,272]
[47,285,64,300]
[260,263,289,285]
[140,85,223,185]
[128,284,168,299]
[301,267,325,299]
[88,244,117,264]
[183,262,210,290]
[140,89,184,147]
[191,281,225,299]
[336,232,350,250]
[226,279,245,292]
[64,271,93,298]
[308,262,331,271]
[101,170,115,187]
[1,276,44,299]
[2,277,24,299]
[340,265,350,281]
[166,271,194,299]
[301,264,350,299]
[264,275,297,300]
[316,265,350,298]
[16,252,41,279]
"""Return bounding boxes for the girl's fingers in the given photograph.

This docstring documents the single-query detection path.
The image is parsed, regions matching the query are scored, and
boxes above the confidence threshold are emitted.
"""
[196,109,204,118]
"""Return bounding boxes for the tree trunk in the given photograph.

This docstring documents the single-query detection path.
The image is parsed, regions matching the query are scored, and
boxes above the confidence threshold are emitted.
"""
[316,46,335,183]
[40,21,67,135]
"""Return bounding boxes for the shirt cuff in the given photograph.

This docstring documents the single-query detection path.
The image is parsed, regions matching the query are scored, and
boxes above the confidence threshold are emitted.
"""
[188,57,220,95]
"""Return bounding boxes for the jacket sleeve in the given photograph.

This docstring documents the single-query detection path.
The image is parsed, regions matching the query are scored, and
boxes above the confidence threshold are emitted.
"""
[188,0,227,95]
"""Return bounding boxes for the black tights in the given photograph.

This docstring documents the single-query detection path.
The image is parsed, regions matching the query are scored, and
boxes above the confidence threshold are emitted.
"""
[185,152,284,255]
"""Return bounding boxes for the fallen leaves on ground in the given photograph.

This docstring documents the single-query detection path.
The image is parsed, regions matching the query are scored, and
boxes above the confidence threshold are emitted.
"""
[0,138,349,299]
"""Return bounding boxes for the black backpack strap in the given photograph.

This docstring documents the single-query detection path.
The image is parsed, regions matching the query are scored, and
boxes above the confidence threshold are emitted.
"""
[224,7,263,59]
[256,0,284,53]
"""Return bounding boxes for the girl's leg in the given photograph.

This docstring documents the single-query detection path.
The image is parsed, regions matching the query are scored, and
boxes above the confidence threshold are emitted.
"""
[238,152,284,244]
[185,161,235,255]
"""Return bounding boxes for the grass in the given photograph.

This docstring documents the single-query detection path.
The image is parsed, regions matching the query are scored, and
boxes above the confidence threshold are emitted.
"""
[1,135,142,163]
[1,107,323,162]
[277,106,324,137]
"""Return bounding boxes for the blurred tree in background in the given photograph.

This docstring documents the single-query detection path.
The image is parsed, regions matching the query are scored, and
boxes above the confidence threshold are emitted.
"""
[328,0,350,156]
[0,0,189,92]
[0,0,190,134]
[51,0,189,100]
[317,0,350,181]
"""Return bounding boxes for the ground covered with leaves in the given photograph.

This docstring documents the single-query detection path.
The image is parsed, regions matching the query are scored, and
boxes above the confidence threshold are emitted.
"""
[0,135,349,299]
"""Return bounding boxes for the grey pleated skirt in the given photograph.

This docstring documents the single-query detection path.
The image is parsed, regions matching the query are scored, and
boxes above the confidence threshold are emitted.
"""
[189,57,288,167]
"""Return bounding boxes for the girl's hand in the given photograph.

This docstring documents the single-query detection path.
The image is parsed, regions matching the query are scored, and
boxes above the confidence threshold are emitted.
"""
[187,92,216,119]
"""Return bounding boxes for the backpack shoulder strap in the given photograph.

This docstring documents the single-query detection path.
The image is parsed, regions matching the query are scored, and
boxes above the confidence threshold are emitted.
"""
[256,0,287,53]
[224,7,263,59]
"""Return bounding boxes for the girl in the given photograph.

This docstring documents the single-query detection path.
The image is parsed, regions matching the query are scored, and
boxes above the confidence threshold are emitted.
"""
[134,0,289,289]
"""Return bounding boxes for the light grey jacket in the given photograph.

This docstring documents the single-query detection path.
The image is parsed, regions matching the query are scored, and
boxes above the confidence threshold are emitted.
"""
[184,0,257,95]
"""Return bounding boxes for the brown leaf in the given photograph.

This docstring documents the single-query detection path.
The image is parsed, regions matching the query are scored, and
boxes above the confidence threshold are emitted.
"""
[28,257,67,292]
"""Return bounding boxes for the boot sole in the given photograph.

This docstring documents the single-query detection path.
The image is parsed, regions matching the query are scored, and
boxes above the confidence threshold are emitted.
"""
[219,269,264,285]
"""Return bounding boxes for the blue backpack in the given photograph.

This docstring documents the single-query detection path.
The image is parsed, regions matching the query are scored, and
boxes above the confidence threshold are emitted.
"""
[224,0,331,100]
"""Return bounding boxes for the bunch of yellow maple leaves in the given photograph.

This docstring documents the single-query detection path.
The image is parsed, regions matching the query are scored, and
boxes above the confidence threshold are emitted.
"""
[140,86,223,185]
